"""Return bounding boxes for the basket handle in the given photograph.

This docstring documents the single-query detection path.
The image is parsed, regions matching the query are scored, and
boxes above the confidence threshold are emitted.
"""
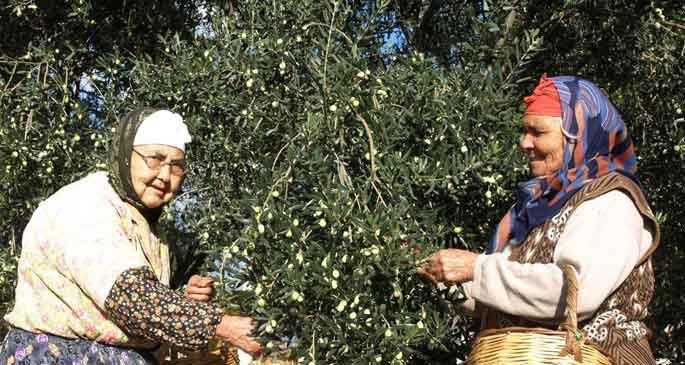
[559,264,583,362]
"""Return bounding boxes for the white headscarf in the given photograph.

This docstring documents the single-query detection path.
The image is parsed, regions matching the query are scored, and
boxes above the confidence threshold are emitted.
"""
[132,110,192,152]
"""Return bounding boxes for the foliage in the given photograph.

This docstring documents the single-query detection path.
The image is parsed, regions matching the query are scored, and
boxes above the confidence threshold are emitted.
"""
[1,0,683,363]
[97,2,533,362]
[0,246,17,330]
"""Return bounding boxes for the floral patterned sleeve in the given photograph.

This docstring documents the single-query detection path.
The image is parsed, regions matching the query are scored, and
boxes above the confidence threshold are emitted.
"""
[104,266,224,351]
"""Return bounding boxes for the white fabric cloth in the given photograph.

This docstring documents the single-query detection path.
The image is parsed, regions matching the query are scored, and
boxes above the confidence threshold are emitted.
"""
[462,190,652,322]
[237,350,253,364]
[133,110,191,152]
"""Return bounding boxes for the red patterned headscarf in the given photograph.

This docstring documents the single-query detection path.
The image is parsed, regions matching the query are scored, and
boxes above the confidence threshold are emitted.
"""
[523,74,562,117]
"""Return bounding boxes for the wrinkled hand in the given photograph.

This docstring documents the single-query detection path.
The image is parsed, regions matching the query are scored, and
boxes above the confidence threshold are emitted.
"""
[185,275,215,302]
[215,315,263,355]
[416,249,478,285]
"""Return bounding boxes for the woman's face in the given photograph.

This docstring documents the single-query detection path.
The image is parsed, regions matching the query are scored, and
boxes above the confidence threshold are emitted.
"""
[130,144,185,208]
[519,115,565,177]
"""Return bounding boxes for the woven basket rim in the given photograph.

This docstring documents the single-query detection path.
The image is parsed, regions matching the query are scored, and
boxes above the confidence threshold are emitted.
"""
[474,326,616,363]
[477,325,566,337]
[473,326,612,357]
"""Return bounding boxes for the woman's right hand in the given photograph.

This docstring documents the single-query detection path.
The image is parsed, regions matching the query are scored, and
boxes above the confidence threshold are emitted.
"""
[214,315,263,355]
[416,249,478,285]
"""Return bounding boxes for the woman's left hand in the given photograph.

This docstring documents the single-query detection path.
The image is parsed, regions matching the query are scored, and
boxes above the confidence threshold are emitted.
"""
[185,275,215,302]
[416,249,479,285]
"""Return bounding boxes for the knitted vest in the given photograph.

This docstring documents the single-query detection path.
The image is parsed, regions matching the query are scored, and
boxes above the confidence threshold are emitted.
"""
[480,172,660,364]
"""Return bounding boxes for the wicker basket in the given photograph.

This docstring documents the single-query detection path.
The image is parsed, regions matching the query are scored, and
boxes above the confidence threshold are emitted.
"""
[163,341,239,365]
[164,353,237,365]
[467,264,612,364]
[163,343,297,365]
[251,357,297,365]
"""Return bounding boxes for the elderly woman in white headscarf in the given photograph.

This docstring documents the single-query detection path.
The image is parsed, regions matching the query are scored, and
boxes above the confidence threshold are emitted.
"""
[0,108,261,364]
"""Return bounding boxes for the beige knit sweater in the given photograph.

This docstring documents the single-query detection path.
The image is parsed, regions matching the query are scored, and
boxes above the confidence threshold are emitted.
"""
[461,190,653,321]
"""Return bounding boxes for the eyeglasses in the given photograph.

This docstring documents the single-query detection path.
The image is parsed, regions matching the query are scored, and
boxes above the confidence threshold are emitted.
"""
[133,149,187,176]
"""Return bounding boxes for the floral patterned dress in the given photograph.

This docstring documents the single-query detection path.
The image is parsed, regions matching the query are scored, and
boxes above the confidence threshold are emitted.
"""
[1,327,155,364]
[0,172,222,364]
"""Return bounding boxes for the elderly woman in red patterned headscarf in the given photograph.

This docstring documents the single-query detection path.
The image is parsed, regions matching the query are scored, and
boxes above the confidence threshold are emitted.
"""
[418,75,660,364]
